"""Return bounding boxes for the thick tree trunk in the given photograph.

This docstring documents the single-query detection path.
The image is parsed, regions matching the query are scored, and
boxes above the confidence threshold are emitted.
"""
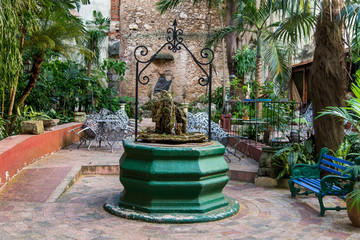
[309,0,346,154]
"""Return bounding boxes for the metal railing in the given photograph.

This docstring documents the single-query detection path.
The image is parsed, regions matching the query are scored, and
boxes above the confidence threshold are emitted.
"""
[225,99,304,146]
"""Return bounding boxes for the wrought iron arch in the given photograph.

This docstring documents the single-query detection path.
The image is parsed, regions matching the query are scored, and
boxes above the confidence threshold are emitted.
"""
[134,20,214,141]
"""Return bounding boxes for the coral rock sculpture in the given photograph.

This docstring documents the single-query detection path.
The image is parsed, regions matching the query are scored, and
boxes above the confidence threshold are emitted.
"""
[152,90,176,134]
[175,106,187,134]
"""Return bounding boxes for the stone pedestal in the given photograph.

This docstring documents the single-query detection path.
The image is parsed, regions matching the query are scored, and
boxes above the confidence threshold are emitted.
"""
[257,147,281,178]
[74,112,86,122]
[20,121,44,135]
[42,119,60,131]
[104,140,239,223]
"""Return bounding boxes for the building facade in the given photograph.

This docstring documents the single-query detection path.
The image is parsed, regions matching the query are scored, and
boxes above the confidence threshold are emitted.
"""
[78,0,228,104]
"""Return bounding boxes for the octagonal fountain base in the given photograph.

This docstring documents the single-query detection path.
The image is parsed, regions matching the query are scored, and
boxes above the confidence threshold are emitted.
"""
[104,140,239,223]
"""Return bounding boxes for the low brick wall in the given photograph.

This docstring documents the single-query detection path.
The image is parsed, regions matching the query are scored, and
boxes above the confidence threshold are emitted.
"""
[228,138,264,162]
[0,122,82,187]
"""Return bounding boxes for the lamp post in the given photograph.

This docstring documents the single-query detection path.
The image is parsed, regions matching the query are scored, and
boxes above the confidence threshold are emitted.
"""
[107,70,113,109]
[23,59,32,72]
[119,98,126,111]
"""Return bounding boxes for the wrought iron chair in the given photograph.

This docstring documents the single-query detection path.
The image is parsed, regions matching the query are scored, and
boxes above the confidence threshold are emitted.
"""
[187,112,242,162]
[114,109,136,137]
[102,114,127,152]
[69,109,135,151]
[68,118,100,151]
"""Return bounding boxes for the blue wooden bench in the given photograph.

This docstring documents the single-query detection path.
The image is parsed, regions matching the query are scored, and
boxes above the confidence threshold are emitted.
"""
[289,147,358,216]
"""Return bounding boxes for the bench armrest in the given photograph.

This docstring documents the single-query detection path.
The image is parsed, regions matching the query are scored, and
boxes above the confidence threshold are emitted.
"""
[290,163,320,179]
[320,175,356,194]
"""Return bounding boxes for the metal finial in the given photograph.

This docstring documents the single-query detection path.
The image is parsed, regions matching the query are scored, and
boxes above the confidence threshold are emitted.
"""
[173,19,177,27]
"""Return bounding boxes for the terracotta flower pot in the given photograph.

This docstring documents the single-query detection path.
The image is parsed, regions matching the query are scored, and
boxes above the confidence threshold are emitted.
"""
[346,191,360,227]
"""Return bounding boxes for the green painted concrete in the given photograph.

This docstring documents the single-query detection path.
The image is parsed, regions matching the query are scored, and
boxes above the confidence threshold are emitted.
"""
[104,193,239,223]
[111,140,239,220]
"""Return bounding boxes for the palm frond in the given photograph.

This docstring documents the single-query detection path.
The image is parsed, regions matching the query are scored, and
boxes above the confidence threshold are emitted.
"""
[206,25,242,48]
[273,7,316,43]
[157,0,185,14]
[263,34,292,83]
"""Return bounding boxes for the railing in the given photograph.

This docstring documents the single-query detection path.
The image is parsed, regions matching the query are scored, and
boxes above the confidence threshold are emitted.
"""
[225,99,305,146]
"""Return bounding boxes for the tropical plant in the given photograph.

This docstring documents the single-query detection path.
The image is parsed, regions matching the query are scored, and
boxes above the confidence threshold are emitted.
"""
[102,59,129,81]
[342,160,360,226]
[272,140,315,180]
[16,105,50,121]
[318,71,360,133]
[2,0,88,135]
[206,0,316,99]
[233,46,257,78]
[122,96,136,118]
[17,11,85,109]
[0,116,8,140]
[231,46,257,99]
[84,10,110,77]
[330,138,354,160]
[188,86,227,122]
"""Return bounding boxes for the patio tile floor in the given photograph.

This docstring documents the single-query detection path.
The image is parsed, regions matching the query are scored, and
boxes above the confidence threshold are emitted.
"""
[0,143,359,239]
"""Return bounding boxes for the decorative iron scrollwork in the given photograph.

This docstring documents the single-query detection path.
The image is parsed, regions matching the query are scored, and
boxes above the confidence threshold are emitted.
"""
[199,48,214,65]
[167,20,184,52]
[134,46,150,64]
[139,76,150,85]
[134,20,214,141]
[198,77,208,86]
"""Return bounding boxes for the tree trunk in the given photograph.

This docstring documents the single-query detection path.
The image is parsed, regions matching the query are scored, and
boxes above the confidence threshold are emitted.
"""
[225,0,237,76]
[309,0,346,154]
[7,72,20,116]
[255,53,262,118]
[7,28,26,118]
[16,53,44,109]
[255,55,262,98]
[1,89,4,117]
[6,52,44,134]
[87,60,92,78]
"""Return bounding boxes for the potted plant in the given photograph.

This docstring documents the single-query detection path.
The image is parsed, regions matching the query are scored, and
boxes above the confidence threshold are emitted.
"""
[343,161,360,227]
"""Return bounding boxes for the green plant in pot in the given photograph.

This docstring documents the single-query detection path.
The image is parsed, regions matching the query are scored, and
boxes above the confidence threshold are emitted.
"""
[343,159,360,227]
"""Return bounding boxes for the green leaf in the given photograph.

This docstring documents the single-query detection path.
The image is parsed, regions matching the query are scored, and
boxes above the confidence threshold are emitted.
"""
[287,151,299,166]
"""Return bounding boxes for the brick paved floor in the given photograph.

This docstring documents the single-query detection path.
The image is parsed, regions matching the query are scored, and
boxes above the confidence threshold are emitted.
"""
[0,144,359,239]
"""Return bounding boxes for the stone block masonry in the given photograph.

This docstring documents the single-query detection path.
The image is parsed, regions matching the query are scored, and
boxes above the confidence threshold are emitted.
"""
[109,0,228,104]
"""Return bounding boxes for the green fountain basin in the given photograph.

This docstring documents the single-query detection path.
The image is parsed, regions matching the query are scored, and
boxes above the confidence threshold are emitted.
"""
[104,140,239,223]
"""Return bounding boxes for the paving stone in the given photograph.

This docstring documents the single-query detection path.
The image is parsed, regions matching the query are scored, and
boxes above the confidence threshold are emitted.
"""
[0,144,359,239]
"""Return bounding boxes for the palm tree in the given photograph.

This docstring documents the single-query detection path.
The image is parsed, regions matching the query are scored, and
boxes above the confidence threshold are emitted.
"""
[1,0,89,134]
[207,0,315,99]
[16,12,86,110]
[84,10,110,78]
[308,0,346,154]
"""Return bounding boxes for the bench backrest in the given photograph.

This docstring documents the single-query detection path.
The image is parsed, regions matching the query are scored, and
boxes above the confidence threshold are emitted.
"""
[319,148,354,177]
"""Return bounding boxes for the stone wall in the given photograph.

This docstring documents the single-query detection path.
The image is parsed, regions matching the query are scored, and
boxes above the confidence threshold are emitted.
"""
[109,0,228,104]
